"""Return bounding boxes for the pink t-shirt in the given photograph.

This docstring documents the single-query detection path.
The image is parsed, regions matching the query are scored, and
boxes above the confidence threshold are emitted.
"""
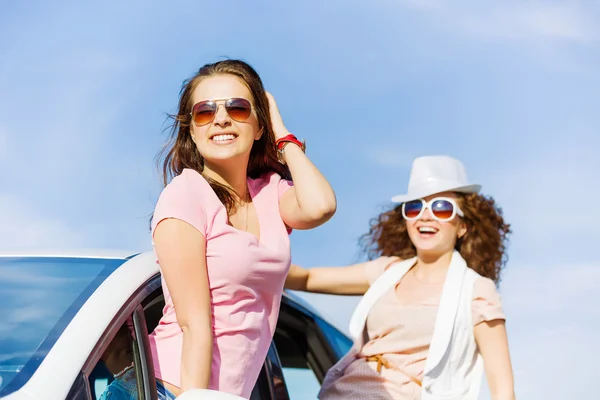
[148,169,294,398]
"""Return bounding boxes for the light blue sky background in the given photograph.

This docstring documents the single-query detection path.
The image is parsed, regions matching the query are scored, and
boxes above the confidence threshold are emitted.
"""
[1,1,599,398]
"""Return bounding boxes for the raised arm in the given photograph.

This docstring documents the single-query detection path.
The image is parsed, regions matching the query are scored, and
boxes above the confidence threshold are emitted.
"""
[285,256,400,295]
[475,320,516,400]
[267,92,337,230]
[154,219,212,392]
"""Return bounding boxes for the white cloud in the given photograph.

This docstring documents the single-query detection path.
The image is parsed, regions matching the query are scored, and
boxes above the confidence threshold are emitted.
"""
[0,194,83,250]
[482,144,599,254]
[498,262,600,396]
[396,0,597,42]
[460,3,594,42]
[366,146,415,169]
[517,3,593,41]
[501,262,600,320]
[0,129,6,157]
[503,320,598,399]
[400,0,442,11]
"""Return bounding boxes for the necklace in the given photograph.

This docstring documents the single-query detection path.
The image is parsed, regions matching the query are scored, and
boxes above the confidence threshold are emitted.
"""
[241,187,250,232]
[113,362,134,378]
[244,199,249,232]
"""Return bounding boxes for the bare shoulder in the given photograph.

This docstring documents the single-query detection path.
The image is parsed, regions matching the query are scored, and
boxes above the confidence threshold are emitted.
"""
[364,256,402,284]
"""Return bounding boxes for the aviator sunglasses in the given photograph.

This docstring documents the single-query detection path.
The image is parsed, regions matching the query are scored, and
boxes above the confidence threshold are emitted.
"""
[401,197,464,222]
[190,97,253,126]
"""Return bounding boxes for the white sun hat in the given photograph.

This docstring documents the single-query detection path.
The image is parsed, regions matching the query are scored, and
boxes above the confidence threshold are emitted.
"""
[391,155,481,203]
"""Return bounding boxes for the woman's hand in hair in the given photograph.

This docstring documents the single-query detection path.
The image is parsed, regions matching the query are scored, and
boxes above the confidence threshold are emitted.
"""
[271,89,337,229]
[265,92,289,140]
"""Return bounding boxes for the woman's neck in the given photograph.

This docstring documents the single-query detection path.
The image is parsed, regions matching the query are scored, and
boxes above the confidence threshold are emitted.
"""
[413,251,454,283]
[203,163,249,200]
[104,352,133,376]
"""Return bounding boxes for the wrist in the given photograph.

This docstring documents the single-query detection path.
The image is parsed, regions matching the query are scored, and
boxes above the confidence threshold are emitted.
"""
[276,134,306,164]
[275,129,292,140]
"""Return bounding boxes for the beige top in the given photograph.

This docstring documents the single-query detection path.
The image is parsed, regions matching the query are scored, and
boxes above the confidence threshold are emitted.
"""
[321,261,505,400]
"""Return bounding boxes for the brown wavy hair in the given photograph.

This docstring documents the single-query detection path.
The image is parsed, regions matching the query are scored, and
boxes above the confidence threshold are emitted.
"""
[156,59,291,213]
[360,193,511,283]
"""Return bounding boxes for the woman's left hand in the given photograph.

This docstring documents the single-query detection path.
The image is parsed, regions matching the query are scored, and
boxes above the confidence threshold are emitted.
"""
[265,92,290,140]
[268,90,337,230]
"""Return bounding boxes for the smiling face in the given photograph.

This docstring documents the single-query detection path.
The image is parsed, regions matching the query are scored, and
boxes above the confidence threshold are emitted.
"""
[189,74,263,170]
[405,191,467,258]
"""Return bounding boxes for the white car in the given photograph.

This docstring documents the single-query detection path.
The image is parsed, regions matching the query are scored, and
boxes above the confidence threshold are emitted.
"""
[0,251,352,400]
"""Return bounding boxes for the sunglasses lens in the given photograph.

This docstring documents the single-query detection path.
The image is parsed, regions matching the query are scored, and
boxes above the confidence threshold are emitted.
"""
[225,98,252,122]
[403,200,423,219]
[431,200,454,220]
[192,101,217,126]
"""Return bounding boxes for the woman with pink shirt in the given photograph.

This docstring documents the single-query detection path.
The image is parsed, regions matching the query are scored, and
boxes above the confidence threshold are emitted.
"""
[150,59,336,399]
[286,155,516,399]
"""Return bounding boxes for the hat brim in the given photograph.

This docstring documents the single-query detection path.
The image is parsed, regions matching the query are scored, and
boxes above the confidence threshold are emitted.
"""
[391,184,482,203]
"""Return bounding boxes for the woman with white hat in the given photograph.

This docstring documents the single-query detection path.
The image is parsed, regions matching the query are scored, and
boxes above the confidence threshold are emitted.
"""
[285,155,515,399]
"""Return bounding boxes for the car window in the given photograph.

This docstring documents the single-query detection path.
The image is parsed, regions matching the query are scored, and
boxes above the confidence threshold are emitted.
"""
[86,298,161,400]
[89,320,141,400]
[273,328,320,399]
[273,300,350,399]
[0,257,125,397]
[314,318,353,359]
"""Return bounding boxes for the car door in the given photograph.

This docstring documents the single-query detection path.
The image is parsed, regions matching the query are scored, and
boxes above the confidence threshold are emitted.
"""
[271,296,353,399]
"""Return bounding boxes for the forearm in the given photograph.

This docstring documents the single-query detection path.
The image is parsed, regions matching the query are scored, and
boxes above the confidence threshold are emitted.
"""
[285,263,370,295]
[487,365,515,400]
[180,325,213,391]
[476,320,515,400]
[282,143,336,221]
[306,267,369,294]
[490,389,515,400]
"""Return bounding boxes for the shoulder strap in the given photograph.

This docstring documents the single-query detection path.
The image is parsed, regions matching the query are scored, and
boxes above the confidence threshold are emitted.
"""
[348,257,417,340]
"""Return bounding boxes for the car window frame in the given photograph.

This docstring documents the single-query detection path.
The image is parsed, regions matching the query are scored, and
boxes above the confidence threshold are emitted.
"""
[277,297,343,379]
[74,274,162,400]
[262,344,289,400]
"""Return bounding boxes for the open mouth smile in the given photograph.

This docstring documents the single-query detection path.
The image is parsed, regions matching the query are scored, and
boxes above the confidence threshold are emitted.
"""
[209,132,238,143]
[417,226,439,238]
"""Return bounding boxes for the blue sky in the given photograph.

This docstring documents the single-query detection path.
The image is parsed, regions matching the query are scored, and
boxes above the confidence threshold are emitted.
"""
[1,0,599,398]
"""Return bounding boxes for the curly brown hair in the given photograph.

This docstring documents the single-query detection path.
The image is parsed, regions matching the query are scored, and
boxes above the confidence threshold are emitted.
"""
[360,193,511,283]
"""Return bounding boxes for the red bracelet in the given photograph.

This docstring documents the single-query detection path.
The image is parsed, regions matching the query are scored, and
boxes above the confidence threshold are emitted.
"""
[275,134,304,151]
[275,134,306,164]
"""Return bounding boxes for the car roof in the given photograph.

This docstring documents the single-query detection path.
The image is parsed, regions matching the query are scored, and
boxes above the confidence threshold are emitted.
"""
[0,249,140,259]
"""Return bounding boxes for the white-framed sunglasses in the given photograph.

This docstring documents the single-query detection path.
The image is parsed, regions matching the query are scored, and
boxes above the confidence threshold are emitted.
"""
[401,197,464,222]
